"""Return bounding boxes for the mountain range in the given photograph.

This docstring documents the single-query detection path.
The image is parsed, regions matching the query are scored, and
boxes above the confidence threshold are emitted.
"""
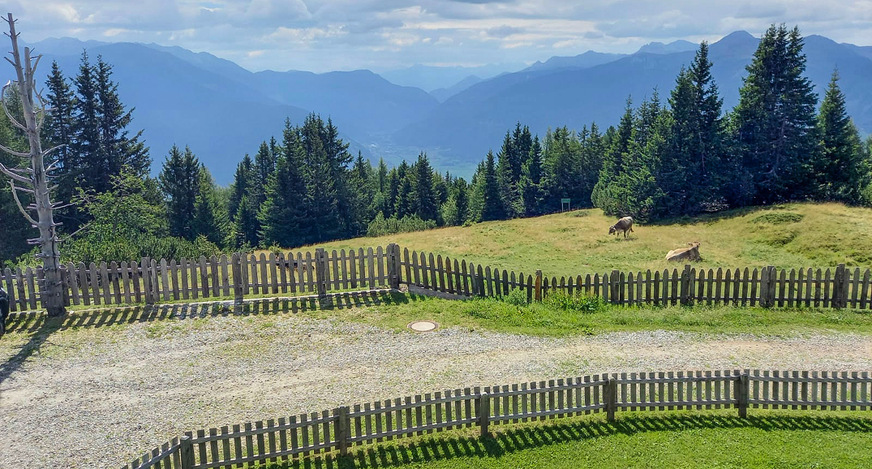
[10,31,872,184]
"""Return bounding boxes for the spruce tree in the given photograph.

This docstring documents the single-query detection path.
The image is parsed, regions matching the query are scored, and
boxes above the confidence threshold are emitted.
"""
[228,154,254,228]
[191,166,228,246]
[477,151,504,221]
[412,152,439,222]
[813,70,866,203]
[158,145,200,240]
[95,56,149,182]
[44,61,79,225]
[520,135,544,216]
[733,25,819,204]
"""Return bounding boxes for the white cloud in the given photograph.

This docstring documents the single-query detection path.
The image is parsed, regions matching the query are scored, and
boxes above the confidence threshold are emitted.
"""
[6,0,871,72]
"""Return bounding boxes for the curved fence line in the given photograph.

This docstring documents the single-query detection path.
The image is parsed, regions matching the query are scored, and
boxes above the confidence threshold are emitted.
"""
[122,369,871,469]
[4,243,872,314]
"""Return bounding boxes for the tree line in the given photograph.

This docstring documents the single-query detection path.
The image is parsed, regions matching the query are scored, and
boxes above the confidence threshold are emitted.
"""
[1,24,870,266]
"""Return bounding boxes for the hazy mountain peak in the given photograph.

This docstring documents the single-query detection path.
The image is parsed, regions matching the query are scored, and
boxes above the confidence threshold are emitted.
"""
[636,40,698,55]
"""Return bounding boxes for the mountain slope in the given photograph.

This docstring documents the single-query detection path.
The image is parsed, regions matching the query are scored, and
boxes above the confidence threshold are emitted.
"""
[395,30,872,174]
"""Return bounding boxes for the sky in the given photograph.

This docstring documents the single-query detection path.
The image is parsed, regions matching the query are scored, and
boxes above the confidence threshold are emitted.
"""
[5,0,872,73]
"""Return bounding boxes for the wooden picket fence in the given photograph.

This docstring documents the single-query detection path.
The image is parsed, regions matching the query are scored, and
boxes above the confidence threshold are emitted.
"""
[399,247,872,309]
[0,246,398,313]
[122,369,872,469]
[3,244,872,313]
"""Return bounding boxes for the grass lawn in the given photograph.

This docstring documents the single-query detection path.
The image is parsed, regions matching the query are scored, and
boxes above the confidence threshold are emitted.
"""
[296,291,872,337]
[274,202,872,276]
[254,411,872,469]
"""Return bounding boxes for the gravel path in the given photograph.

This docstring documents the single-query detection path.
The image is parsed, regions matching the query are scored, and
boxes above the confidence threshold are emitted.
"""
[1,307,871,469]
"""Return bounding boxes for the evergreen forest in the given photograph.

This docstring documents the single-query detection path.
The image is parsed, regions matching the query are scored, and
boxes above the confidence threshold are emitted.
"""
[2,25,871,266]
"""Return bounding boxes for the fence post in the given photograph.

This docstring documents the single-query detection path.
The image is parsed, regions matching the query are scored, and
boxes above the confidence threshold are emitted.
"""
[141,257,153,305]
[605,376,617,422]
[534,270,543,302]
[760,265,775,308]
[334,406,350,456]
[387,244,401,290]
[477,392,490,436]
[736,373,749,418]
[179,434,194,469]
[610,270,620,305]
[231,252,244,303]
[315,248,332,308]
[833,264,846,309]
[680,265,692,306]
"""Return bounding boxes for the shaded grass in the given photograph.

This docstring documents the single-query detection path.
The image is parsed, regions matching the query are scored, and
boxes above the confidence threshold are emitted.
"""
[251,411,872,469]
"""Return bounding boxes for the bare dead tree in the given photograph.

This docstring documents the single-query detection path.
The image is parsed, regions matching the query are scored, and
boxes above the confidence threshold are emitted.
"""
[0,13,65,316]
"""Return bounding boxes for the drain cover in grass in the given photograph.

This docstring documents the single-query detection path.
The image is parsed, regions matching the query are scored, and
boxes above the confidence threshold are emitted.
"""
[408,320,438,332]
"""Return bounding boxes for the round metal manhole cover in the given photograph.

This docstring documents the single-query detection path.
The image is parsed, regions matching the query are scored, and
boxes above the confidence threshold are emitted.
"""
[408,320,438,332]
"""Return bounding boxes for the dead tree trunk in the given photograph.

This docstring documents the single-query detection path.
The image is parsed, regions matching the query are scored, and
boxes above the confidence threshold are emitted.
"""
[0,13,65,316]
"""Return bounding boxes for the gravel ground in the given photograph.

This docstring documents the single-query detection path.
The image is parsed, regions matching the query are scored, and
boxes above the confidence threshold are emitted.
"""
[1,304,871,469]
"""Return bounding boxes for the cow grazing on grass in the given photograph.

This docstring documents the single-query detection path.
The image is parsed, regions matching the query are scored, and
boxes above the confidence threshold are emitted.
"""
[666,242,701,262]
[609,216,634,238]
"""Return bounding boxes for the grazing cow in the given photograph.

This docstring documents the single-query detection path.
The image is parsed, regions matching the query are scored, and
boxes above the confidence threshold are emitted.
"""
[609,216,635,238]
[666,242,702,262]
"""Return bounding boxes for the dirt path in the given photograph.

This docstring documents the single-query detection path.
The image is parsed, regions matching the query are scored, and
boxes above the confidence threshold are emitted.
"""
[1,310,870,468]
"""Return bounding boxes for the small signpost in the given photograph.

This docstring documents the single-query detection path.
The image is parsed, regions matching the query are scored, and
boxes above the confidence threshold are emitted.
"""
[561,198,571,211]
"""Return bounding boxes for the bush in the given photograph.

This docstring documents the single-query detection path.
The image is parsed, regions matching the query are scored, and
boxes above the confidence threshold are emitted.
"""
[366,212,437,237]
[543,291,604,314]
[502,288,530,306]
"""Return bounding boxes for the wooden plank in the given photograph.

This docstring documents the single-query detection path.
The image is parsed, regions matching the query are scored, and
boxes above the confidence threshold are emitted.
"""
[340,249,350,290]
[157,259,169,302]
[168,259,179,301]
[377,246,387,286]
[331,249,341,291]
[367,248,377,289]
[437,255,446,293]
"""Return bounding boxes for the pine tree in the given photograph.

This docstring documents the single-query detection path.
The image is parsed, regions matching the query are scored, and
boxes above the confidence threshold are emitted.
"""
[812,70,866,203]
[95,56,149,182]
[592,99,634,210]
[520,135,544,216]
[158,145,200,240]
[228,154,254,228]
[71,51,101,195]
[412,152,439,222]
[394,161,413,219]
[258,147,308,247]
[664,42,726,215]
[43,61,79,226]
[191,165,228,246]
[733,25,819,204]
[541,127,583,212]
[476,151,504,221]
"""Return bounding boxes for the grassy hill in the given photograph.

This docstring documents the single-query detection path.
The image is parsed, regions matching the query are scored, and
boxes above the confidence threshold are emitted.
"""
[306,202,872,277]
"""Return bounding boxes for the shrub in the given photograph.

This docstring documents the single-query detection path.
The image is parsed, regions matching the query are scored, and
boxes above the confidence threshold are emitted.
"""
[543,290,604,314]
[502,288,530,306]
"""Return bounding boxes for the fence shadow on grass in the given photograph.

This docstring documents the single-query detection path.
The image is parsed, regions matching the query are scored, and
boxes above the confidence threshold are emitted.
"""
[253,414,872,469]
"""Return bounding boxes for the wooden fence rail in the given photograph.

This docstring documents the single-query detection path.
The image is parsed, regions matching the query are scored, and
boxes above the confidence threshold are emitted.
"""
[399,248,872,310]
[4,244,872,313]
[121,369,872,469]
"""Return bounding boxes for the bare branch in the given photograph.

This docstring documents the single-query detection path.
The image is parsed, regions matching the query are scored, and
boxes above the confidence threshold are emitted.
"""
[0,160,32,183]
[0,142,31,158]
[1,82,27,131]
[9,180,37,225]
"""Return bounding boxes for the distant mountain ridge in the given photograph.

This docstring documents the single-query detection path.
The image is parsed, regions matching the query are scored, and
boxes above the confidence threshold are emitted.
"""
[11,32,872,183]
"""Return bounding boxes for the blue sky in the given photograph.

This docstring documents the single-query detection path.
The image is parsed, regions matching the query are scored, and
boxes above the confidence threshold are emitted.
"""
[6,0,872,73]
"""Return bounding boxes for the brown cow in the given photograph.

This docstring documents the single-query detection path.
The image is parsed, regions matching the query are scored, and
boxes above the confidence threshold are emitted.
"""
[665,242,701,262]
[608,216,635,238]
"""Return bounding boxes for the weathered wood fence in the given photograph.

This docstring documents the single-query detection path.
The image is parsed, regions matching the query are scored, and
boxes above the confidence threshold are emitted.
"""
[4,244,872,312]
[123,369,872,469]
[399,248,872,309]
[0,246,401,312]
